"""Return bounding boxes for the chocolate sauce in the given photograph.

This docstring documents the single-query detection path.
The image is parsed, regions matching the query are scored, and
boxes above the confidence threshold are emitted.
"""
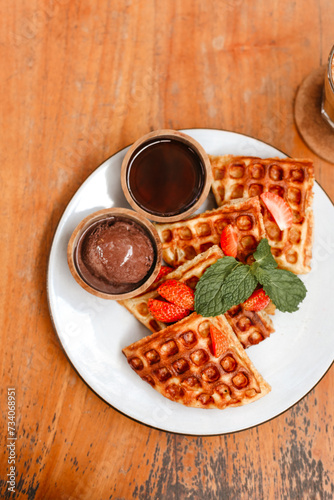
[74,217,156,294]
[127,138,205,217]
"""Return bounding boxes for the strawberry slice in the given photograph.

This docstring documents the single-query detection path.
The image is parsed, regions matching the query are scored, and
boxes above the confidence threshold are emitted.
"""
[260,192,293,230]
[220,224,238,257]
[148,298,190,323]
[154,265,173,283]
[157,279,195,310]
[242,288,270,311]
[210,325,229,357]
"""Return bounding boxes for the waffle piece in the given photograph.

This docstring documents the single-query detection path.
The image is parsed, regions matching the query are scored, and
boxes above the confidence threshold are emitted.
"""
[210,155,314,274]
[122,313,271,409]
[118,246,275,348]
[118,246,224,332]
[224,304,274,348]
[155,197,266,268]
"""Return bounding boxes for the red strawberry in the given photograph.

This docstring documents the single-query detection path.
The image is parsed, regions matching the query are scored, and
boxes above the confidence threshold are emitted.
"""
[220,224,238,257]
[157,279,195,310]
[260,192,293,230]
[210,325,229,357]
[242,288,270,311]
[148,298,190,323]
[154,265,173,283]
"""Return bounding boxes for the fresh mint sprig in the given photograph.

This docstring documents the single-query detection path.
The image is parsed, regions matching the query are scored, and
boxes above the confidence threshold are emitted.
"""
[194,238,307,317]
[252,238,277,270]
[194,257,242,317]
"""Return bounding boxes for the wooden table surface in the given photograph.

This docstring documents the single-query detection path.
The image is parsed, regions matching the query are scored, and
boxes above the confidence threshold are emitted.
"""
[1,1,333,499]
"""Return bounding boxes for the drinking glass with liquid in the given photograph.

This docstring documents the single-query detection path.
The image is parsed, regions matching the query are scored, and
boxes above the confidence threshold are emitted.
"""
[321,45,334,129]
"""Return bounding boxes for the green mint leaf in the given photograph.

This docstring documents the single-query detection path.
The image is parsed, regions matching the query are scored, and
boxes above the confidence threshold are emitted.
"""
[194,237,308,317]
[253,238,277,270]
[194,260,257,317]
[198,256,241,282]
[220,265,258,312]
[194,257,241,317]
[194,279,226,317]
[256,267,307,312]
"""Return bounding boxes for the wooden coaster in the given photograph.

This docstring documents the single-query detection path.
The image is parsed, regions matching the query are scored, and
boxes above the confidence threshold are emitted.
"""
[294,65,334,164]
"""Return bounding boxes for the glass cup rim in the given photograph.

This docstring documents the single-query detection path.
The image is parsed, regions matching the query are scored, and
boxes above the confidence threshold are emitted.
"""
[327,44,334,92]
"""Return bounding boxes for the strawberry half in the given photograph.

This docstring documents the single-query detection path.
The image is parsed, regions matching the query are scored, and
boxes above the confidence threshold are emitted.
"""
[154,265,173,283]
[210,325,229,357]
[157,279,195,310]
[242,288,270,311]
[220,224,238,258]
[148,298,190,323]
[260,192,293,230]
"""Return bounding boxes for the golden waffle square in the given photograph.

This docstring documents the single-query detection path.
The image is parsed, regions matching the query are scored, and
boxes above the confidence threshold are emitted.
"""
[154,197,266,268]
[210,155,315,274]
[122,313,271,409]
[118,246,275,349]
[224,304,274,348]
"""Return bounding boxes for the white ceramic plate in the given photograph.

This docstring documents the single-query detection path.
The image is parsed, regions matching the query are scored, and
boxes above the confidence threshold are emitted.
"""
[47,129,334,435]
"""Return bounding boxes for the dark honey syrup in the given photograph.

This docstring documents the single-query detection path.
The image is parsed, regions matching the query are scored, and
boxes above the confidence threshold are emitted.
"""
[127,138,205,217]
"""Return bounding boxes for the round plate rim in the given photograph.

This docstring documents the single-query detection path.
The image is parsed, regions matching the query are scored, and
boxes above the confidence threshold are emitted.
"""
[46,128,334,436]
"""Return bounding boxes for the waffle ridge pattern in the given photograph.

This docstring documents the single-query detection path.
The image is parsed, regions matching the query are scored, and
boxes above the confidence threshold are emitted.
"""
[154,197,267,268]
[122,313,271,409]
[209,155,315,274]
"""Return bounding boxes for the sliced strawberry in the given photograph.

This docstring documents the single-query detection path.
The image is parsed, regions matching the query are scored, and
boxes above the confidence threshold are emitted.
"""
[148,298,190,323]
[260,192,293,230]
[220,224,238,257]
[210,325,229,357]
[154,265,173,283]
[242,288,270,311]
[157,279,195,310]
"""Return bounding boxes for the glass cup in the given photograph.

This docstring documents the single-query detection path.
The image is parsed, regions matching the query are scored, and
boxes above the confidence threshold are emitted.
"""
[321,45,334,128]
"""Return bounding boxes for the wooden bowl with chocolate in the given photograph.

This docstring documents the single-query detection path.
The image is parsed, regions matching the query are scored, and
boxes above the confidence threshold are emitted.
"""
[67,208,162,300]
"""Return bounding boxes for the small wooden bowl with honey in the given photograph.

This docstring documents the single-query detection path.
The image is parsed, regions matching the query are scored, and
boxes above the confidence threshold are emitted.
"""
[121,130,212,223]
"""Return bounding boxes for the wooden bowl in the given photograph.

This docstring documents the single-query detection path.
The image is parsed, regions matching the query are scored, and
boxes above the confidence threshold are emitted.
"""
[67,208,162,300]
[121,129,212,223]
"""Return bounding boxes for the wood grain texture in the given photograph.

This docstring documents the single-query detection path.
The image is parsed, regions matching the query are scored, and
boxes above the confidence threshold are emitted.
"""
[0,0,333,499]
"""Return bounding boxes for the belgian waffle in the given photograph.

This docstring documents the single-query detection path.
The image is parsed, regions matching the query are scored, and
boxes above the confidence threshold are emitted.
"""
[154,197,266,268]
[209,155,315,274]
[122,312,271,409]
[118,246,275,349]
